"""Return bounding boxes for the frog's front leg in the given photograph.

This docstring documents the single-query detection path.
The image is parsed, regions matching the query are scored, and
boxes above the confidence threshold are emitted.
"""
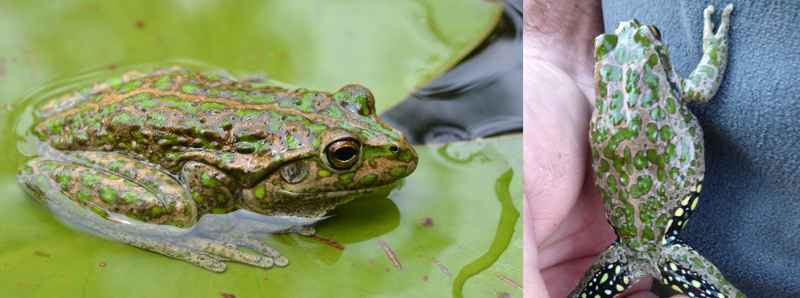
[569,242,644,298]
[180,161,239,215]
[659,242,745,297]
[18,152,278,272]
[682,4,734,102]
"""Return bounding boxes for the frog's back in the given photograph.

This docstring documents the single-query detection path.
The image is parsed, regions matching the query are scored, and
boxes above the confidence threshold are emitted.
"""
[32,68,346,174]
[590,21,706,243]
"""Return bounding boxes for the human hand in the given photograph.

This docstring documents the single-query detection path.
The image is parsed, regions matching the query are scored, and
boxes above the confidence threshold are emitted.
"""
[523,1,691,297]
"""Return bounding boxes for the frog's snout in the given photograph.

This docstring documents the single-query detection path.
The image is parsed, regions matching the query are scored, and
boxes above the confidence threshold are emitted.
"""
[390,139,418,177]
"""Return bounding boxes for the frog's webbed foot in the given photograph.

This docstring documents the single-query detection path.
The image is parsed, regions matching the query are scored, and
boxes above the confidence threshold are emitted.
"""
[187,210,325,268]
[659,242,746,297]
[683,4,734,103]
[569,242,644,298]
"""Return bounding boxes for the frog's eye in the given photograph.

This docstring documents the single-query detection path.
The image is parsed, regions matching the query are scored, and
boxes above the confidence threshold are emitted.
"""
[335,84,375,117]
[325,138,361,170]
[649,25,661,40]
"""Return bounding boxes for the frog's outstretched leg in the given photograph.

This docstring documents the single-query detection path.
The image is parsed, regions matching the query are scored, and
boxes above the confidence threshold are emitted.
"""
[658,242,746,297]
[17,152,284,272]
[569,242,644,298]
[682,4,734,103]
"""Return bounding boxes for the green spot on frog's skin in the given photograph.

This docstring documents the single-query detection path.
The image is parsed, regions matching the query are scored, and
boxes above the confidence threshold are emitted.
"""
[219,153,235,164]
[77,191,91,202]
[600,65,622,82]
[55,173,71,188]
[192,191,204,203]
[595,34,618,60]
[646,123,658,141]
[253,185,266,199]
[200,172,220,187]
[597,80,608,100]
[359,174,377,186]
[121,192,139,204]
[618,172,629,188]
[699,65,717,78]
[390,166,406,178]
[211,208,227,214]
[599,159,610,173]
[81,174,100,187]
[643,72,659,89]
[338,173,354,185]
[318,169,331,177]
[111,112,139,126]
[659,126,674,141]
[650,107,664,121]
[147,113,166,126]
[670,167,680,180]
[633,29,651,47]
[154,75,172,90]
[624,68,641,94]
[181,84,198,94]
[647,53,658,67]
[633,151,648,170]
[150,206,164,216]
[285,134,299,150]
[118,80,143,93]
[637,175,653,194]
[607,176,618,194]
[99,186,116,203]
[665,96,677,114]
[200,102,226,111]
[657,168,667,182]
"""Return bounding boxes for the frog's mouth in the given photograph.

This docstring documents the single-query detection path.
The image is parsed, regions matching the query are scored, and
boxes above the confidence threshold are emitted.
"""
[242,182,398,218]
[274,183,394,199]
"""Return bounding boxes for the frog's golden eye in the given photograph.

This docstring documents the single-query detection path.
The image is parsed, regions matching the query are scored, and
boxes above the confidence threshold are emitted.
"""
[326,138,361,170]
[649,25,661,39]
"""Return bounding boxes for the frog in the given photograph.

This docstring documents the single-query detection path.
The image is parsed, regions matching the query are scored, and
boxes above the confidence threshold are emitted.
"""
[17,66,418,272]
[573,4,746,298]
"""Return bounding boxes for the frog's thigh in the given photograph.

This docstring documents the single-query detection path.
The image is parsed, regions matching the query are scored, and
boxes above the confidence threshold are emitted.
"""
[181,161,238,215]
[659,243,745,298]
[22,152,197,227]
[569,242,641,298]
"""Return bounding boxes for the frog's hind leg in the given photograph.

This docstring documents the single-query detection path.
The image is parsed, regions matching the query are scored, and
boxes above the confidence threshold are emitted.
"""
[682,4,734,103]
[569,242,645,298]
[658,242,745,297]
[18,153,279,272]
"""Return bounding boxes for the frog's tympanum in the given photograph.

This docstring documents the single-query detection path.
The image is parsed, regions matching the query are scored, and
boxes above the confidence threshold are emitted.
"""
[17,67,417,272]
[574,5,745,297]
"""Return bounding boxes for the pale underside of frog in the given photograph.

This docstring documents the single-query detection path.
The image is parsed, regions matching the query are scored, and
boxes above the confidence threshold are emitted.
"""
[17,66,418,272]
[573,4,745,298]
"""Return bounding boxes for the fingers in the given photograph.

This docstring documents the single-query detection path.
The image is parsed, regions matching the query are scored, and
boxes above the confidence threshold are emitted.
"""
[716,4,734,38]
[703,5,715,40]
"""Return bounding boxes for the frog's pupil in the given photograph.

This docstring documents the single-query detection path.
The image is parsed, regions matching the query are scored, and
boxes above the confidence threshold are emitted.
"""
[335,147,356,161]
[389,145,400,154]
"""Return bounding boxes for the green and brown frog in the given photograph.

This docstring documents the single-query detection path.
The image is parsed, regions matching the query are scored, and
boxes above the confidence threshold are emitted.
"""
[573,4,746,298]
[17,66,418,272]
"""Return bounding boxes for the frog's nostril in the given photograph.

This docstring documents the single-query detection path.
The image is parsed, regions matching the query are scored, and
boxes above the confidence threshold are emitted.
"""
[389,145,400,154]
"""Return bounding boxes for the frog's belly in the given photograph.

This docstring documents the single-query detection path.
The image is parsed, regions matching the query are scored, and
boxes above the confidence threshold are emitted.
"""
[590,106,706,242]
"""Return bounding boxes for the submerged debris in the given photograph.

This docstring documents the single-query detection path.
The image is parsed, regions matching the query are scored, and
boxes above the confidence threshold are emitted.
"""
[377,239,402,270]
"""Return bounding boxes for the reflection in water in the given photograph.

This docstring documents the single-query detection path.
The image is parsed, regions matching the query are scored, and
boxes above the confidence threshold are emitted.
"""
[383,1,522,144]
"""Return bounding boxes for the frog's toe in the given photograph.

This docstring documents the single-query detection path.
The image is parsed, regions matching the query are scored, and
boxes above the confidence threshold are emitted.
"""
[187,237,278,269]
[234,237,283,259]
